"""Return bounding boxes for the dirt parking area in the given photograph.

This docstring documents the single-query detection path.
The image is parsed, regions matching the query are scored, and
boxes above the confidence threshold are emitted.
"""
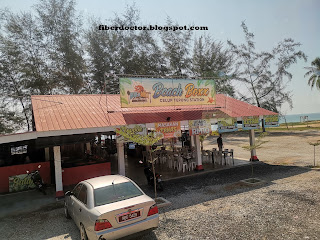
[1,164,320,240]
[203,130,320,166]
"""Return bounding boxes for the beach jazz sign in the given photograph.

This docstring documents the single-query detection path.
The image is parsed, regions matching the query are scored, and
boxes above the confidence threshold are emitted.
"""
[119,78,216,108]
[242,116,260,130]
[263,115,279,128]
[218,118,238,133]
[189,119,212,136]
[155,121,181,139]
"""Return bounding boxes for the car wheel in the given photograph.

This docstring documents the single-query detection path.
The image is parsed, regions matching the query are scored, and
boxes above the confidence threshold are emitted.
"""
[80,224,88,240]
[64,202,71,219]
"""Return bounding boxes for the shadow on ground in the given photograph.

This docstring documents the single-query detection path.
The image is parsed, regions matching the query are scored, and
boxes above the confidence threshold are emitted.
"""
[140,162,311,213]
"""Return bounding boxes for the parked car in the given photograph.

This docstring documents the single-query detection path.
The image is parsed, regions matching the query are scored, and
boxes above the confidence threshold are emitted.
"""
[64,175,159,240]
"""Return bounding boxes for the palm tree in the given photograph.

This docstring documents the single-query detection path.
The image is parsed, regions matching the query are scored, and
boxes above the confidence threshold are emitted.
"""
[305,57,320,90]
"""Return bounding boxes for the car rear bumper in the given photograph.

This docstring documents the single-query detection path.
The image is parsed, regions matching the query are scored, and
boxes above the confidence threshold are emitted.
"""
[88,214,159,240]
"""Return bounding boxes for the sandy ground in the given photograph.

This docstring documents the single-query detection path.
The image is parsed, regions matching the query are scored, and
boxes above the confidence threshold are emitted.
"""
[203,130,320,167]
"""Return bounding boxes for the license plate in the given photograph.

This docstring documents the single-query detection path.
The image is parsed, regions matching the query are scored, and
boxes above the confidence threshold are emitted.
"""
[118,210,141,222]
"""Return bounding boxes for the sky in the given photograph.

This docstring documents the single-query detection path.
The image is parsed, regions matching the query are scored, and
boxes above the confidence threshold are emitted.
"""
[1,0,320,115]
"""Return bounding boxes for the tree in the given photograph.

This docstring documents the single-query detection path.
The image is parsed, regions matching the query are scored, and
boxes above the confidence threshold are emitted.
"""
[86,5,165,94]
[242,132,269,175]
[116,126,162,199]
[228,22,307,130]
[0,101,24,134]
[35,0,86,94]
[192,35,236,96]
[304,57,320,90]
[160,17,192,76]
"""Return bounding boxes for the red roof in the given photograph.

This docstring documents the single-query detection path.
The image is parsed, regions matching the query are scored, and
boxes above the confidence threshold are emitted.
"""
[31,94,277,132]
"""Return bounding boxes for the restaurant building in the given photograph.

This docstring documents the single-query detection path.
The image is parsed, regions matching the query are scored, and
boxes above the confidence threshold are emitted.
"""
[0,78,278,197]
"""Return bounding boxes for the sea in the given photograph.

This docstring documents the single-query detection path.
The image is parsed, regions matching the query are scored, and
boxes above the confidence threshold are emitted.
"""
[279,112,320,123]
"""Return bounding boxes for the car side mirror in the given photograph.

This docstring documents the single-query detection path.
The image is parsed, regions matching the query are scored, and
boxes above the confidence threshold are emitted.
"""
[65,191,73,196]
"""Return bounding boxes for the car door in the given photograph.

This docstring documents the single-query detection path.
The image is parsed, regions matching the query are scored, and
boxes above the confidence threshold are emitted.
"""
[69,183,83,220]
[72,184,88,228]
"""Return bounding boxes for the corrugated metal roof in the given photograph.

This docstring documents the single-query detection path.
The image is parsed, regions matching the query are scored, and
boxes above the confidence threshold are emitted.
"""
[31,94,277,132]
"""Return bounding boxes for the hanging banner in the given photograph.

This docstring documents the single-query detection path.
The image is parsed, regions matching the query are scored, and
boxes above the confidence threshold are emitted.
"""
[116,124,147,142]
[264,115,279,128]
[119,78,216,108]
[9,174,35,192]
[155,121,181,139]
[189,119,211,135]
[218,118,238,133]
[242,116,260,130]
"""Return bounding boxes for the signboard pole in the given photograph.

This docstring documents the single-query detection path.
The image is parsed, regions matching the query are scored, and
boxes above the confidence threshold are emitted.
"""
[53,146,64,198]
[116,139,125,176]
[194,135,204,171]
[249,130,259,161]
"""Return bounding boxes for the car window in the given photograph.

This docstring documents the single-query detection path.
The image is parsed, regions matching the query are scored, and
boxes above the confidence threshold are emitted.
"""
[73,184,82,198]
[78,185,87,205]
[94,181,143,206]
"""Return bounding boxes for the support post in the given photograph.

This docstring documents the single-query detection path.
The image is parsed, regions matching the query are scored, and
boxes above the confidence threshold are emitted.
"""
[191,135,195,147]
[249,129,259,161]
[86,142,91,154]
[45,147,50,161]
[53,146,64,198]
[194,135,204,171]
[116,139,125,176]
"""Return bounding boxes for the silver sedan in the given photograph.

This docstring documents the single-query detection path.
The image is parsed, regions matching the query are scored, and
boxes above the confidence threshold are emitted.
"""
[64,175,159,240]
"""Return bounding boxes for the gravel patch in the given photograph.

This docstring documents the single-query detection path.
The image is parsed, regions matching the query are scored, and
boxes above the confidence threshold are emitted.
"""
[1,163,319,240]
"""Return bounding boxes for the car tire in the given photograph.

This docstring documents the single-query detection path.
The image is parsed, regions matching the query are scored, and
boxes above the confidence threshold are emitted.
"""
[80,224,88,240]
[64,202,71,219]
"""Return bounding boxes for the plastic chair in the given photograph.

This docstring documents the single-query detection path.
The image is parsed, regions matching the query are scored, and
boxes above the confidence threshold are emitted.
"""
[188,161,196,171]
[202,150,209,163]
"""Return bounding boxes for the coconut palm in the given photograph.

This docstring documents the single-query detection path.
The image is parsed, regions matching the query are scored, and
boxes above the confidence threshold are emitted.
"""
[305,57,320,90]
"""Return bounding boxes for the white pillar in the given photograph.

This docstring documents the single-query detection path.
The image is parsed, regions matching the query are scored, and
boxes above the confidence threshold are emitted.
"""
[53,146,64,198]
[249,129,259,161]
[194,135,204,171]
[45,147,50,161]
[86,142,91,154]
[191,135,195,147]
[116,139,125,176]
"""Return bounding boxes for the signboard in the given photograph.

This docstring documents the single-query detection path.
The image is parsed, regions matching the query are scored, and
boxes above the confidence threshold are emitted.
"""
[119,78,216,108]
[264,115,279,128]
[218,118,238,133]
[155,121,181,139]
[9,174,35,192]
[242,116,260,130]
[116,124,147,142]
[11,145,27,155]
[189,119,211,135]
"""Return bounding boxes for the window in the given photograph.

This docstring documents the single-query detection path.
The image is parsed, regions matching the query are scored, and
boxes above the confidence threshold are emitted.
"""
[78,185,87,205]
[73,184,83,198]
[94,181,143,206]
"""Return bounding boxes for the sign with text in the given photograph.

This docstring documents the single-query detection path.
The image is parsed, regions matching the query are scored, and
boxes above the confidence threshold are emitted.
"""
[9,174,35,192]
[155,121,181,139]
[242,116,260,130]
[189,119,211,136]
[218,118,238,133]
[119,78,216,108]
[116,124,147,142]
[264,115,279,128]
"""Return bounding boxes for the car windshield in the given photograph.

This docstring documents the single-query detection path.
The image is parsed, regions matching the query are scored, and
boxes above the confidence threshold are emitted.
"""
[94,181,143,206]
